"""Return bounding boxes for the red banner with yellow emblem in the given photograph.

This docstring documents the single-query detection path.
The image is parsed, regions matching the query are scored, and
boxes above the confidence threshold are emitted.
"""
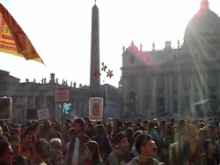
[0,3,44,64]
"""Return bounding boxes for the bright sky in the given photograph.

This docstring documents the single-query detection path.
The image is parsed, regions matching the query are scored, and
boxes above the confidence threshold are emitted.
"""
[0,0,220,87]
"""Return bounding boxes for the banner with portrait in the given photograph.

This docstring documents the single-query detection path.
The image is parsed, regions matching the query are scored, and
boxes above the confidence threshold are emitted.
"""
[89,97,103,121]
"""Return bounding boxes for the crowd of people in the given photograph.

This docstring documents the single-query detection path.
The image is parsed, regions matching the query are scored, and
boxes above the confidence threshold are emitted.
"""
[0,117,219,165]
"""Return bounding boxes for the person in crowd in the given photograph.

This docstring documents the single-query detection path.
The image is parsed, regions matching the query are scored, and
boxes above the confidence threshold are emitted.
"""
[65,118,90,165]
[92,124,112,163]
[0,137,14,165]
[32,139,52,165]
[105,132,134,165]
[201,139,217,165]
[80,140,103,165]
[128,134,160,165]
[126,128,134,151]
[10,135,32,165]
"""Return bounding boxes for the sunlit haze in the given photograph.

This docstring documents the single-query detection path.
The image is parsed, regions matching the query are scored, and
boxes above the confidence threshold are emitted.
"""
[0,0,220,87]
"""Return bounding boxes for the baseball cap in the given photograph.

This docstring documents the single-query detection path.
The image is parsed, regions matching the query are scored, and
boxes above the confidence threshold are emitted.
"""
[114,132,127,144]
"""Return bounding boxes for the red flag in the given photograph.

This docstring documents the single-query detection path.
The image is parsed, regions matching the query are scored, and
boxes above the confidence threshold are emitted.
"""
[0,3,44,64]
[129,41,156,68]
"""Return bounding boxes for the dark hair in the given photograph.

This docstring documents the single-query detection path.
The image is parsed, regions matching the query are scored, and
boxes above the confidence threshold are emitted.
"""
[86,141,103,165]
[148,122,154,130]
[143,120,148,125]
[34,139,49,159]
[135,134,151,154]
[74,118,85,130]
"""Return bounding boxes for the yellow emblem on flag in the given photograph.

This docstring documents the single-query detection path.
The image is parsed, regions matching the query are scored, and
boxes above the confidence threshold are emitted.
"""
[0,3,44,64]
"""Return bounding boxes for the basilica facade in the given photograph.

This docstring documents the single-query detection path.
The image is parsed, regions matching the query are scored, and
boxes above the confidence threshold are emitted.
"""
[120,0,220,119]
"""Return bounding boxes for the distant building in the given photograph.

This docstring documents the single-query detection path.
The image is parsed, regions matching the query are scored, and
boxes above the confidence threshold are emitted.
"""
[0,70,90,122]
[120,0,220,119]
[0,70,120,122]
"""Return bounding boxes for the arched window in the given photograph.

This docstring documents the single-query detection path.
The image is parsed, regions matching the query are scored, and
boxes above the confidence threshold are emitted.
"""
[130,56,135,64]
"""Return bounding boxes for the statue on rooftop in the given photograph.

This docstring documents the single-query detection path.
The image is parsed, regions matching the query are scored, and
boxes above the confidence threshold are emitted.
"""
[26,78,29,83]
[33,79,36,83]
[152,43,155,51]
[73,82,76,88]
[41,78,44,84]
[62,79,65,85]
[56,78,58,84]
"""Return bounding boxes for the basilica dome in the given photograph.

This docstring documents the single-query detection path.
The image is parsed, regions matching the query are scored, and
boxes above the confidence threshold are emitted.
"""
[183,0,220,54]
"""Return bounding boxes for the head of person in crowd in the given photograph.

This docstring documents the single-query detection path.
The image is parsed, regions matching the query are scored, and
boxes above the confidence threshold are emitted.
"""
[33,139,50,164]
[83,117,90,127]
[107,117,112,124]
[136,118,141,126]
[94,124,106,135]
[73,118,85,135]
[21,131,34,147]
[207,125,215,140]
[126,128,134,150]
[114,132,129,153]
[171,118,175,126]
[204,139,216,156]
[65,119,72,130]
[10,135,21,159]
[178,119,185,134]
[84,140,102,164]
[49,138,62,151]
[135,134,158,158]
[148,121,155,132]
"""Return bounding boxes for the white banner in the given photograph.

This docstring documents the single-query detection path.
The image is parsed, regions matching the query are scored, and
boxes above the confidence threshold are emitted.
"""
[37,108,49,120]
[89,97,103,121]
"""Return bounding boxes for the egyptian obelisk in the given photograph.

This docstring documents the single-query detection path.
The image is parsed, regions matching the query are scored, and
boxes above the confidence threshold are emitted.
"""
[90,0,100,96]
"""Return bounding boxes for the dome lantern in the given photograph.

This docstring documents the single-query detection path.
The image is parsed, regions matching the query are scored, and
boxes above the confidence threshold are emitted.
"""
[200,0,209,10]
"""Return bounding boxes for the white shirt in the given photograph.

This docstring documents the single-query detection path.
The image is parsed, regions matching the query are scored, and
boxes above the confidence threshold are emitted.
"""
[72,137,80,165]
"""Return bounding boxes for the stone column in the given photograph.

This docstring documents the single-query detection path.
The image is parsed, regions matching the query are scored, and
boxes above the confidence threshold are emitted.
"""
[24,96,28,122]
[43,96,47,108]
[84,101,88,116]
[75,100,78,116]
[152,77,157,114]
[169,74,173,113]
[138,77,145,113]
[165,76,169,113]
[218,75,220,99]
[122,79,129,115]
[32,96,36,109]
[190,74,195,114]
[178,74,182,113]
[73,100,77,118]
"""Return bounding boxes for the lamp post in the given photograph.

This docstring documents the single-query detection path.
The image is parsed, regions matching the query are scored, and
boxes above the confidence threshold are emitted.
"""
[15,97,24,124]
